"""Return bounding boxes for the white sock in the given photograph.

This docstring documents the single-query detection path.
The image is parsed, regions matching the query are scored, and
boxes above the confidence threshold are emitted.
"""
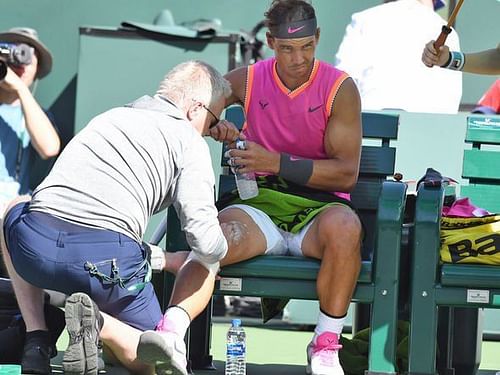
[314,310,346,339]
[163,306,191,337]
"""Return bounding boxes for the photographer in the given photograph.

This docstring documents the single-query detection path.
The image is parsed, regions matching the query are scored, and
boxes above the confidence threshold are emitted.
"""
[0,27,60,217]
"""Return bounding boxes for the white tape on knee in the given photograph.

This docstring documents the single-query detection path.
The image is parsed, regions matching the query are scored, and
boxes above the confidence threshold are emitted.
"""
[185,251,220,276]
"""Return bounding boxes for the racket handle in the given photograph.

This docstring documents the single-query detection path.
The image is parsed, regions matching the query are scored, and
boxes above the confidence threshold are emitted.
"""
[434,25,452,50]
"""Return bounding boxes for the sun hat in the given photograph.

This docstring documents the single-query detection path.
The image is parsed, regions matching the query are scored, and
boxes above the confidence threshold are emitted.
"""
[0,27,52,78]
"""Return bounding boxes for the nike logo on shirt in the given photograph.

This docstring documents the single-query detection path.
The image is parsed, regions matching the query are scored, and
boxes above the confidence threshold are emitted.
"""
[308,104,322,112]
[288,25,305,34]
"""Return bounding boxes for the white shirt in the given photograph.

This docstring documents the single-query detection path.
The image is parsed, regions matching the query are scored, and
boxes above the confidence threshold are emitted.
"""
[335,0,462,114]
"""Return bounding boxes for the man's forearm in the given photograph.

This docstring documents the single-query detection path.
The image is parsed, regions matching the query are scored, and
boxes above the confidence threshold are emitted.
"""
[463,47,500,75]
[17,86,60,159]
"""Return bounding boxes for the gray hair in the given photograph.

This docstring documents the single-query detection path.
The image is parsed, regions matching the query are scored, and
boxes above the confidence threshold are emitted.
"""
[156,60,231,109]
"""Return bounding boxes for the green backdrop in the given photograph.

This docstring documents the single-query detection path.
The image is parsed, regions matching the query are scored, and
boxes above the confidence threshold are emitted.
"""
[2,0,497,145]
[1,0,498,237]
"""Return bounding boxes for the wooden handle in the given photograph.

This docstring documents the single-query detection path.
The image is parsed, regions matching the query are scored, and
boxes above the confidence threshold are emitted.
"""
[446,0,465,28]
[434,0,465,50]
[434,25,452,50]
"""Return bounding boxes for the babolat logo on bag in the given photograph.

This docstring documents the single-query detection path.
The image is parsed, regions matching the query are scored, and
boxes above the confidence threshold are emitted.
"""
[440,215,500,264]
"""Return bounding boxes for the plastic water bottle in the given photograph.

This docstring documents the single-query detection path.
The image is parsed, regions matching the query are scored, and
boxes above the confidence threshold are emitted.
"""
[225,319,246,375]
[234,140,258,200]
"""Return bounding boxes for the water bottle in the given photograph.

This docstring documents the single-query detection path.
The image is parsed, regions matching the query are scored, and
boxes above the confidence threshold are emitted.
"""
[234,140,258,200]
[225,318,246,375]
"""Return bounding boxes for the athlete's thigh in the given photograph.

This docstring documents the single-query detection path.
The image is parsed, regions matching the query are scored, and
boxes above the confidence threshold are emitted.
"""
[219,205,267,264]
[219,202,291,265]
[301,204,361,259]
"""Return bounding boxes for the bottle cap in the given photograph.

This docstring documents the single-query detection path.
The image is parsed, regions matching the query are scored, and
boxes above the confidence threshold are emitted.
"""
[235,139,246,150]
[231,318,242,327]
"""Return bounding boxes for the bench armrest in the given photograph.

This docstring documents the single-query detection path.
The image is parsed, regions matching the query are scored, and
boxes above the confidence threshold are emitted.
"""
[411,183,446,294]
[372,180,407,285]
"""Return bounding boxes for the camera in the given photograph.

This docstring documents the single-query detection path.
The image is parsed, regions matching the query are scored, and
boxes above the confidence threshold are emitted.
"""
[0,43,33,80]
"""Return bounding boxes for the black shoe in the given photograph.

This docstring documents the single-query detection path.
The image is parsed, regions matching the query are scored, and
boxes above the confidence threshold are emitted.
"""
[21,336,52,374]
[63,293,100,375]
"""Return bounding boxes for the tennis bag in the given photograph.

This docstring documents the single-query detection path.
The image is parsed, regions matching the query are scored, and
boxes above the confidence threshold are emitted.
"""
[440,214,500,264]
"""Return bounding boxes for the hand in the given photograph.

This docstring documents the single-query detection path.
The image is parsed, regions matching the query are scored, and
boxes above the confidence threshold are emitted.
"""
[0,66,27,95]
[422,40,450,68]
[227,139,280,174]
[208,119,240,143]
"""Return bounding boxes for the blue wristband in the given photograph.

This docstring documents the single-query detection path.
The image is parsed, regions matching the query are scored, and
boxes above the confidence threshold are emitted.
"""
[443,51,465,71]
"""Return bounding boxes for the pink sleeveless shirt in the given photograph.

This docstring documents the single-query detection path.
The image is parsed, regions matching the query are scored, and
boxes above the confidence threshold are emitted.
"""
[242,57,350,200]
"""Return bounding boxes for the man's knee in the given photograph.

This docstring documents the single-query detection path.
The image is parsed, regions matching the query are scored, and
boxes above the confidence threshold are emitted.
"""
[318,207,362,245]
[220,220,249,248]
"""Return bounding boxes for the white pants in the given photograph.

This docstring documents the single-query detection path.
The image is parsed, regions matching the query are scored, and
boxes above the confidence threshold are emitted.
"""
[222,204,314,257]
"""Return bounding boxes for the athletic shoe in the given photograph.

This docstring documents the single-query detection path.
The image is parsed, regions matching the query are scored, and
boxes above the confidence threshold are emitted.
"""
[306,332,344,375]
[21,336,52,374]
[63,293,100,375]
[136,330,188,375]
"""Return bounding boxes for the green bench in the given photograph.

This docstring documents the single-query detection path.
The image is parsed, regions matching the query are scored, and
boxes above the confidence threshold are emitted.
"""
[408,115,500,375]
[156,107,407,374]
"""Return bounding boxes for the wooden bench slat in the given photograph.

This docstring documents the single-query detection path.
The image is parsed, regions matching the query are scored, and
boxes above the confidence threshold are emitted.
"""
[462,149,500,180]
[466,116,500,145]
[219,256,372,283]
[359,146,396,176]
[460,185,500,213]
[362,112,399,139]
[441,264,500,288]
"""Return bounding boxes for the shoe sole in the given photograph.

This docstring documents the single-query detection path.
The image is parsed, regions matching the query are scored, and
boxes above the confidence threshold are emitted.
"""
[63,293,98,375]
[136,331,187,375]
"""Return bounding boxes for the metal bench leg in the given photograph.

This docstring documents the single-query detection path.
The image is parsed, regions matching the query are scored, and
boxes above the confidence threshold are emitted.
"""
[408,293,439,374]
[188,299,216,370]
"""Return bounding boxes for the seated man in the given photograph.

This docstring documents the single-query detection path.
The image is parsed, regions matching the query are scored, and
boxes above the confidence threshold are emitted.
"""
[138,1,363,375]
[1,60,239,375]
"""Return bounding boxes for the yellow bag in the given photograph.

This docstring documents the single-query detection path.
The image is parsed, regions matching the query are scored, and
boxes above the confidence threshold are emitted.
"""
[440,215,500,264]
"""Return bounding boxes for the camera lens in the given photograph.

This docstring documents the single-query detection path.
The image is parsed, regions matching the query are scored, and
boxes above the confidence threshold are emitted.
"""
[12,44,32,65]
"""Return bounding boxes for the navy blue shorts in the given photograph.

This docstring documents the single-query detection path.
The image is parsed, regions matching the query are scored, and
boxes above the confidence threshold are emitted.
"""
[3,202,162,331]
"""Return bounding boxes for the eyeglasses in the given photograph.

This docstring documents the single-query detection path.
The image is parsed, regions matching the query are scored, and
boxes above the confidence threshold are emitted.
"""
[202,104,220,129]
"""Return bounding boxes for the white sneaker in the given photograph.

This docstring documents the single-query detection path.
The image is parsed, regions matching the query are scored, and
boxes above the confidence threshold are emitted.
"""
[306,332,344,375]
[136,330,188,375]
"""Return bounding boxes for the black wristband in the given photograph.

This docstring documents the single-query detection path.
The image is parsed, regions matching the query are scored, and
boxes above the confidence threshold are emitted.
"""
[440,51,452,68]
[278,153,313,185]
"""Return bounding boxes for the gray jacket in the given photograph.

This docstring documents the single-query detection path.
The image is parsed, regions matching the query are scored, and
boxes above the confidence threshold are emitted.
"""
[30,95,227,264]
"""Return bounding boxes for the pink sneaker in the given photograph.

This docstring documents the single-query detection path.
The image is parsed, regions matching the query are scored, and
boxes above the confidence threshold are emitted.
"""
[306,332,344,375]
[136,317,188,375]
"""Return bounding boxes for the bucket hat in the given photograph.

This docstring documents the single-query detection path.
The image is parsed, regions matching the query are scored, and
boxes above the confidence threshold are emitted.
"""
[0,27,52,78]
